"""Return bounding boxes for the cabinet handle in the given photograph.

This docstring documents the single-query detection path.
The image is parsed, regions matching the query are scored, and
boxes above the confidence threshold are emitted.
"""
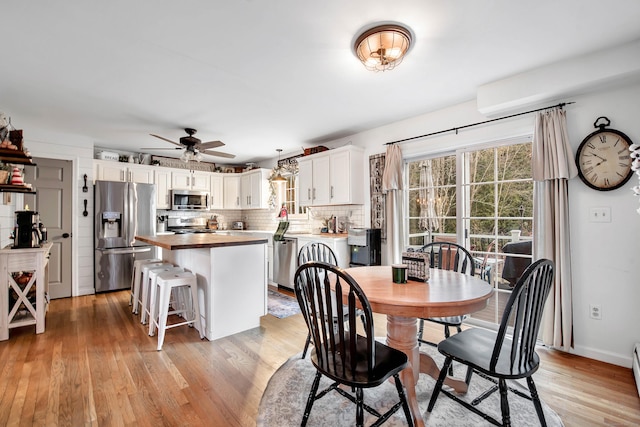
[312,188,316,200]
[308,188,311,200]
[236,196,240,206]
[331,186,334,198]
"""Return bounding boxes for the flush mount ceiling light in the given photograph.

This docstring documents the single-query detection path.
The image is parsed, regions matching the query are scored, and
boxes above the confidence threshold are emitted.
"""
[353,24,413,72]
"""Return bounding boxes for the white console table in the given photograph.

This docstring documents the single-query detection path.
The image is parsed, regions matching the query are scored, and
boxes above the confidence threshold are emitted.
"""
[0,242,52,341]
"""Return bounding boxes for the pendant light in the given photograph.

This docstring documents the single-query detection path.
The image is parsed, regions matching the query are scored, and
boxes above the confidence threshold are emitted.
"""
[272,149,287,183]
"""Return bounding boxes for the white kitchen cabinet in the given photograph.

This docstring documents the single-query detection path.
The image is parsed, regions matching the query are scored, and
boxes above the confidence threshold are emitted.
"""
[294,235,349,268]
[223,174,241,209]
[154,168,172,209]
[171,170,211,192]
[298,145,364,206]
[240,168,270,209]
[94,160,155,184]
[298,153,330,206]
[210,172,224,210]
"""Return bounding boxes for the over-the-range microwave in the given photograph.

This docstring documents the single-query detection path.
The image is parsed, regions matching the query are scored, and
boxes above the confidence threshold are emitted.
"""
[171,189,210,210]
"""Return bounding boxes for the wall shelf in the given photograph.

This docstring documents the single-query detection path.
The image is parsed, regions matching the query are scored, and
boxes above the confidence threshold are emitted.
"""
[0,148,34,165]
[0,184,35,194]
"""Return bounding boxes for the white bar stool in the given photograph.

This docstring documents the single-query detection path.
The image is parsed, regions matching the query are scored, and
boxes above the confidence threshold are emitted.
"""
[144,265,184,329]
[149,270,203,351]
[130,258,161,313]
[138,262,175,324]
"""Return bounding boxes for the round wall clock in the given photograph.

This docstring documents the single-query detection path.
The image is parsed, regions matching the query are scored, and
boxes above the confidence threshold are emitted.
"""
[575,116,633,191]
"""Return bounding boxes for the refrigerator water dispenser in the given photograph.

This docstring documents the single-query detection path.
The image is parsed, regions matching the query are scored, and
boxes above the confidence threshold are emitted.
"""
[101,212,122,238]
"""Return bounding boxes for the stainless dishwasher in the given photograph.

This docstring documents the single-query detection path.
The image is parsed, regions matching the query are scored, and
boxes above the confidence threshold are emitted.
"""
[274,237,297,290]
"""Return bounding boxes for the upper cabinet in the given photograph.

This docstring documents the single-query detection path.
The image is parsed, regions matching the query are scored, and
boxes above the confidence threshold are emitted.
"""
[210,172,224,210]
[94,160,154,184]
[240,168,270,209]
[171,170,211,192]
[298,145,364,206]
[223,174,241,209]
[154,168,172,209]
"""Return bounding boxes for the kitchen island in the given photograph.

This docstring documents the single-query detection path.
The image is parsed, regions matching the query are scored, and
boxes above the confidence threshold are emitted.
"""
[135,233,268,341]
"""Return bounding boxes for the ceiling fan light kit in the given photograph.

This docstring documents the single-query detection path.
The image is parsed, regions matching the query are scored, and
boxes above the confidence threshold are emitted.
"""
[148,127,235,162]
[353,23,413,72]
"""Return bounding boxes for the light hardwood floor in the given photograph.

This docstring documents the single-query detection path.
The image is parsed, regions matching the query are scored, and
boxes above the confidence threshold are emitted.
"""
[0,290,638,426]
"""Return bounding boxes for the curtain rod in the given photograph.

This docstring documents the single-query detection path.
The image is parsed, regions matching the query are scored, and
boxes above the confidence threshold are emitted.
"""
[384,101,575,145]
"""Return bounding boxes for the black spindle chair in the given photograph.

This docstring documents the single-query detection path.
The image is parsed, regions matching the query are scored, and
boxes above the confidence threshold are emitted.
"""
[294,262,414,427]
[417,242,476,347]
[427,259,554,427]
[297,242,365,358]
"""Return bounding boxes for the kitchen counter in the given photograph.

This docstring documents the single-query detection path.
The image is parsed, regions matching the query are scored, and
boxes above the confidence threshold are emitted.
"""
[285,232,348,240]
[135,233,268,250]
[136,233,267,341]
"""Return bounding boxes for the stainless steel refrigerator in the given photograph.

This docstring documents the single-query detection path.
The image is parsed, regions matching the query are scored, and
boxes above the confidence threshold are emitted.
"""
[94,180,156,293]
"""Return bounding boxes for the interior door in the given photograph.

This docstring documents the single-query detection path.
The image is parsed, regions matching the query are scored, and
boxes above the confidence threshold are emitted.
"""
[24,158,73,299]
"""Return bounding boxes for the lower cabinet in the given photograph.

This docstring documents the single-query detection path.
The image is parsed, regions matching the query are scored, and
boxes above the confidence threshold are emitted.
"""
[295,236,349,268]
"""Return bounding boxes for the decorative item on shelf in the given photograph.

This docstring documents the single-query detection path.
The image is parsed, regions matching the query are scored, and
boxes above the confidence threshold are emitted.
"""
[10,166,24,185]
[401,249,430,282]
[0,112,9,143]
[303,145,328,156]
[353,23,413,72]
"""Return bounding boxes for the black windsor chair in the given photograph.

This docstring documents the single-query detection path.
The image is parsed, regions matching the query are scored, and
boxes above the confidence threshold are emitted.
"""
[294,261,414,427]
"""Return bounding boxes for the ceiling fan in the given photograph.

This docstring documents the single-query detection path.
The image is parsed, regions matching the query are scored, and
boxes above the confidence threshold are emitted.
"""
[147,128,236,160]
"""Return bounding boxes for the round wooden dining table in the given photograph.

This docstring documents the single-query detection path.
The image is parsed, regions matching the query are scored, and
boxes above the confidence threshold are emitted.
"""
[343,265,494,427]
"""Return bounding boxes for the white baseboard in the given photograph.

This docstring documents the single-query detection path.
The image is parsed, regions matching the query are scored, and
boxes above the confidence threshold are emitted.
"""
[570,344,632,368]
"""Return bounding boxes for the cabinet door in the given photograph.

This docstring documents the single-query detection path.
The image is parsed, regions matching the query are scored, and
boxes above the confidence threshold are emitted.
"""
[210,173,224,210]
[223,175,241,209]
[96,162,127,182]
[191,171,211,192]
[171,171,192,189]
[298,158,314,206]
[329,150,350,204]
[154,169,172,209]
[128,165,155,184]
[311,154,331,205]
[241,173,252,208]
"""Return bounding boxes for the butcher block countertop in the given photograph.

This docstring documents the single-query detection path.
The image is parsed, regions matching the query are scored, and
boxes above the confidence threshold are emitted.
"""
[135,234,268,250]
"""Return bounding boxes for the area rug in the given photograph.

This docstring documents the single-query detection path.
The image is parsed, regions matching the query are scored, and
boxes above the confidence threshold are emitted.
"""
[257,345,564,426]
[267,289,301,319]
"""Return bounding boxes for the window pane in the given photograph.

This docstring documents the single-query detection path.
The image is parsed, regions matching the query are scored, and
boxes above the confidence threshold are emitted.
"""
[468,149,495,183]
[469,182,495,217]
[497,144,532,180]
[497,181,533,217]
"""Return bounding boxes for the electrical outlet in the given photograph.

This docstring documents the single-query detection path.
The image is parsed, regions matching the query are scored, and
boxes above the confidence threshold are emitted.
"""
[589,207,611,223]
[589,304,602,320]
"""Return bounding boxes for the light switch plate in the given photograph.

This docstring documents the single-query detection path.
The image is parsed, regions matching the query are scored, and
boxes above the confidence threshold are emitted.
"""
[589,207,611,223]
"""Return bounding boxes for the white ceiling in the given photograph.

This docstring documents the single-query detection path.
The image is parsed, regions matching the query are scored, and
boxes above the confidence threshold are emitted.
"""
[2,1,640,165]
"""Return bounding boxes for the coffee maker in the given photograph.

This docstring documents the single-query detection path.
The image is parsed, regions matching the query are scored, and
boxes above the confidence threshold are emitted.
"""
[13,211,44,249]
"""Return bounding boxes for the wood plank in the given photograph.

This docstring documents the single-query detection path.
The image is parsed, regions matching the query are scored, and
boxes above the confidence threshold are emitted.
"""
[0,290,636,426]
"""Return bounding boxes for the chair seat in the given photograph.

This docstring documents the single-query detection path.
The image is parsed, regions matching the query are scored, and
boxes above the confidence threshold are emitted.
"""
[311,334,408,388]
[426,314,468,326]
[438,327,540,379]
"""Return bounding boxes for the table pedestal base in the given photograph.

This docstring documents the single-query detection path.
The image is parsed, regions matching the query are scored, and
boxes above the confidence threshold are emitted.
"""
[386,315,469,427]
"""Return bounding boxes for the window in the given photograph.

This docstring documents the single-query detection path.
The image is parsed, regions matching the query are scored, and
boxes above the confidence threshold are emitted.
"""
[406,140,534,326]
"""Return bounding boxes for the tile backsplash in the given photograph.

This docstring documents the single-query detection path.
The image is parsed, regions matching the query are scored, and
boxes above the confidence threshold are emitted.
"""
[158,205,365,233]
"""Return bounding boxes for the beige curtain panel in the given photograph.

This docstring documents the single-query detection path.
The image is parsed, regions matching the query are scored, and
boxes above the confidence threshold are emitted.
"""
[532,108,577,351]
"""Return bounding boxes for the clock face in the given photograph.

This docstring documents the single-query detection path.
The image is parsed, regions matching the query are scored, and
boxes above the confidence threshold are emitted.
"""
[576,129,633,191]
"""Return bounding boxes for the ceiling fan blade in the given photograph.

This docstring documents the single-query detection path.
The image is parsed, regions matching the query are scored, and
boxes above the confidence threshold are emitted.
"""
[140,147,180,150]
[150,133,182,147]
[203,149,236,159]
[198,140,225,149]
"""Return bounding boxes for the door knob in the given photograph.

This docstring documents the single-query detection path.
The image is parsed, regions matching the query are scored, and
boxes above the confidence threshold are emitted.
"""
[62,233,70,238]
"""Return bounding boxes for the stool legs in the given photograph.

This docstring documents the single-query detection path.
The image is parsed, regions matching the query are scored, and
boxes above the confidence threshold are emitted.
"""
[151,271,203,351]
[131,259,161,313]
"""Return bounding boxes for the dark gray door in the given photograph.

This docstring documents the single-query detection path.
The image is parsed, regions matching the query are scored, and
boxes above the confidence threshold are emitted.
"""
[24,158,73,299]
